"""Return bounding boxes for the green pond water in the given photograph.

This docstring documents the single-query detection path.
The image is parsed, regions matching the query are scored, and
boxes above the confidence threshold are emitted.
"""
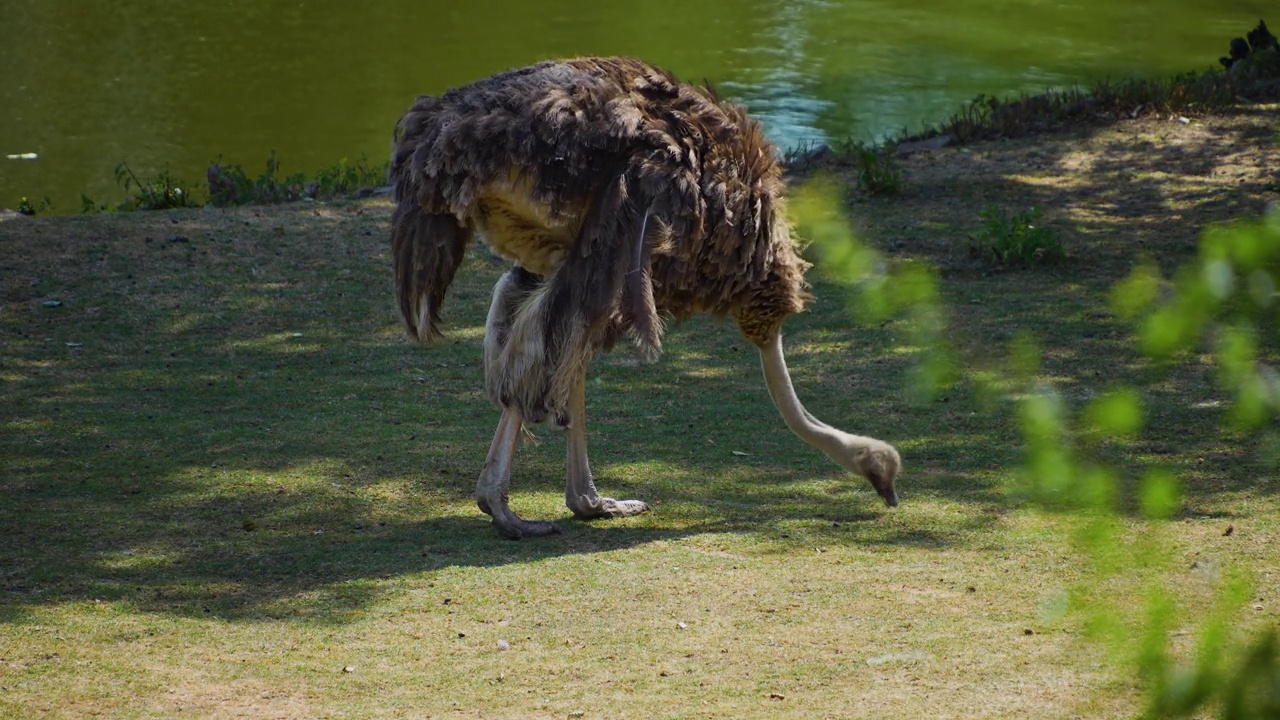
[0,1,1269,212]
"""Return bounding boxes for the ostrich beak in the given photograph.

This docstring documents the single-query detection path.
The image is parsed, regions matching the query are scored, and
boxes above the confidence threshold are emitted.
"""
[866,468,899,507]
[880,488,899,508]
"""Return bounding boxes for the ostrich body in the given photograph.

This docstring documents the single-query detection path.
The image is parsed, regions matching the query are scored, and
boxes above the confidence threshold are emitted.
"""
[391,57,900,539]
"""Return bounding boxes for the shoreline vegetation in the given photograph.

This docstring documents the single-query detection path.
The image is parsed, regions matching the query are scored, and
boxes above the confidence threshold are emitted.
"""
[786,19,1280,183]
[5,21,1279,218]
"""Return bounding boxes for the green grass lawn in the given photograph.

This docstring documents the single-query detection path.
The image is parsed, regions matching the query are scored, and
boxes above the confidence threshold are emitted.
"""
[2,134,1277,719]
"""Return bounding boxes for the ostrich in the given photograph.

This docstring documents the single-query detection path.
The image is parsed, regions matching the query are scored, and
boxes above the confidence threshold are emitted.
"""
[390,57,901,539]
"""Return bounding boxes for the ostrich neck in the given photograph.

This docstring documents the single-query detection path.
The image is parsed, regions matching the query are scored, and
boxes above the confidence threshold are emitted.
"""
[758,333,878,464]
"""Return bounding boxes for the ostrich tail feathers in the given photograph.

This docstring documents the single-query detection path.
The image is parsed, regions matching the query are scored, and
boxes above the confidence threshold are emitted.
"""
[389,201,471,344]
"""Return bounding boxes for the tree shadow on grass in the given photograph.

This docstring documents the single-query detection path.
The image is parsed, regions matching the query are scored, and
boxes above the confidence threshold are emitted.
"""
[0,204,1003,625]
[14,111,1271,629]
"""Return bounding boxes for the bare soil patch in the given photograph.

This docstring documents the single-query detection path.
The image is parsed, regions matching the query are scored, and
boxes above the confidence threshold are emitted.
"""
[851,104,1280,276]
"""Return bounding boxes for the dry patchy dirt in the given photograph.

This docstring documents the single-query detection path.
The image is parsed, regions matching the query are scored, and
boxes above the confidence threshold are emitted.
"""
[851,104,1280,275]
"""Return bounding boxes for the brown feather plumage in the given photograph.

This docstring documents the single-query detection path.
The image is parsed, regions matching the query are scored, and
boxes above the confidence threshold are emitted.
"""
[390,56,810,421]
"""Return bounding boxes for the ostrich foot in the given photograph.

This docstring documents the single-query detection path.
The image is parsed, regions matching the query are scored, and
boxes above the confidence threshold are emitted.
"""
[492,513,566,540]
[561,372,649,521]
[567,495,651,520]
[476,494,565,539]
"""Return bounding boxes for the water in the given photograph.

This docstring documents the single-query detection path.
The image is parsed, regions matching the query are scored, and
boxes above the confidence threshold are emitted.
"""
[0,0,1269,212]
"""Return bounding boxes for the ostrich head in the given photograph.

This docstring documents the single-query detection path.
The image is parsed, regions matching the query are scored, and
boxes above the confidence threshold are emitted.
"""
[828,438,901,507]
[862,443,902,507]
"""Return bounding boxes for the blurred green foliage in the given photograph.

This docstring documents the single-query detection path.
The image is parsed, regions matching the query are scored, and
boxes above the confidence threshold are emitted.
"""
[792,179,1279,719]
[791,178,955,402]
[1114,212,1280,428]
[1024,213,1279,718]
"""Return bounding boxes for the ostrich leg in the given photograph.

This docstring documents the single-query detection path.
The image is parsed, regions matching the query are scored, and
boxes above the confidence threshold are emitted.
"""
[475,268,564,539]
[563,368,650,520]
[475,407,565,539]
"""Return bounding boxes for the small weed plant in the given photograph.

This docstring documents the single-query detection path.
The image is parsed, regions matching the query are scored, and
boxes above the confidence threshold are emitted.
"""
[779,139,901,195]
[852,143,902,196]
[207,151,308,207]
[973,205,1064,266]
[114,161,199,211]
[312,156,388,197]
[16,196,52,216]
[79,194,107,214]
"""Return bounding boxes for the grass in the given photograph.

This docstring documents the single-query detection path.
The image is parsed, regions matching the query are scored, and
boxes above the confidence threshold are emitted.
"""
[2,185,1276,717]
[4,97,1280,716]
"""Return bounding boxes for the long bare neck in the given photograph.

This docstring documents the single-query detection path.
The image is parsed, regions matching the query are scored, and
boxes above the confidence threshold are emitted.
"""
[758,335,830,448]
[757,333,900,506]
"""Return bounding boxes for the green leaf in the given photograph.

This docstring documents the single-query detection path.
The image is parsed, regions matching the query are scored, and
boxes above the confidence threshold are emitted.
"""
[1139,305,1198,360]
[1110,260,1162,321]
[1083,388,1144,439]
[1019,387,1064,445]
[1137,469,1180,520]
[1076,464,1118,512]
